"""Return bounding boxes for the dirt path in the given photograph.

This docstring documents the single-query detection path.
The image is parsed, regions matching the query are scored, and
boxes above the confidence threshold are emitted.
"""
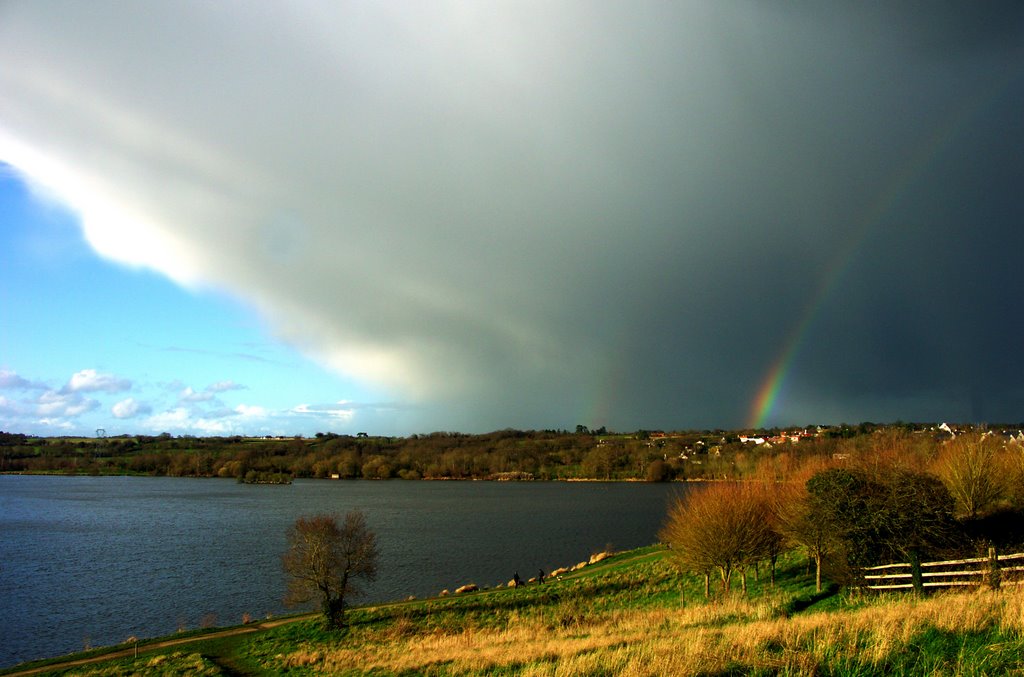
[2,615,316,677]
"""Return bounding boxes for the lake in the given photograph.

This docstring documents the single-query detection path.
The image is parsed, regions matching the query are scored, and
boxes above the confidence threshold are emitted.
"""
[0,475,685,667]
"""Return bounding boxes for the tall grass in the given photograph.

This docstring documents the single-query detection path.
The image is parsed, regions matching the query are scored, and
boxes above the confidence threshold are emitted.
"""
[266,586,1024,675]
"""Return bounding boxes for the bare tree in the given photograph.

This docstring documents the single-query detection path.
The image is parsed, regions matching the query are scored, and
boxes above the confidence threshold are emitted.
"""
[774,482,830,592]
[748,481,785,588]
[764,456,836,592]
[933,434,1007,518]
[660,483,778,596]
[282,510,379,629]
[1003,442,1024,509]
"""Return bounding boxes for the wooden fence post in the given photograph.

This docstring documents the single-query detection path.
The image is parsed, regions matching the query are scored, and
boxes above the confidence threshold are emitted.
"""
[988,547,1001,590]
[909,549,923,595]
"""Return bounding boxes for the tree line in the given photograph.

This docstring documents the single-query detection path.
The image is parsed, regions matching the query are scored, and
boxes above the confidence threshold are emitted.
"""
[0,427,800,480]
[4,425,1024,495]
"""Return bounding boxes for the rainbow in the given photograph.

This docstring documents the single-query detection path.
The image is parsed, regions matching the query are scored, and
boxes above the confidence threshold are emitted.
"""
[748,69,1023,429]
[581,329,630,430]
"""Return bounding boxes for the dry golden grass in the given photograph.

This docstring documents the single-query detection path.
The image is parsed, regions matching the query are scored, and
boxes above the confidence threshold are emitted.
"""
[275,587,1024,675]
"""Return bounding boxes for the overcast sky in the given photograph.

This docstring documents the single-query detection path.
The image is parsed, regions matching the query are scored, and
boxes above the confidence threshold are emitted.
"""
[2,2,1024,437]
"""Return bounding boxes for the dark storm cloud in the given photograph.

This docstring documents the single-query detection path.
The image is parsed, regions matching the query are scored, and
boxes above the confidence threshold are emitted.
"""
[869,2,1024,54]
[1,1,1023,431]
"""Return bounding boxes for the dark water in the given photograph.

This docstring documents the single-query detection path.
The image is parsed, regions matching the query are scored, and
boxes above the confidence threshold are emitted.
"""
[0,475,683,667]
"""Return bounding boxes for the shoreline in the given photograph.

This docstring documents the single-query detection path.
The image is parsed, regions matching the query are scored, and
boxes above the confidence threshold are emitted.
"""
[0,471,722,483]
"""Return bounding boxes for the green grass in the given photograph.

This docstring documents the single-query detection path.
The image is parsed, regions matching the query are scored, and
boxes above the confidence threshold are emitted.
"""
[10,651,223,677]
[13,545,1024,676]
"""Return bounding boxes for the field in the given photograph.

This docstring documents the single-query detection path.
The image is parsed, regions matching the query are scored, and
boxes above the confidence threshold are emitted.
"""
[6,545,1024,676]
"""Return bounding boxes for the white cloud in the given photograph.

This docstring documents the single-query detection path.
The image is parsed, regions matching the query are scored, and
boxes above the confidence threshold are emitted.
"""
[144,408,189,430]
[0,394,23,415]
[292,402,355,423]
[179,380,246,404]
[235,403,267,418]
[111,397,150,419]
[192,418,232,434]
[145,407,189,421]
[200,407,237,420]
[179,386,213,403]
[36,418,74,430]
[36,390,98,417]
[143,406,259,435]
[66,369,131,394]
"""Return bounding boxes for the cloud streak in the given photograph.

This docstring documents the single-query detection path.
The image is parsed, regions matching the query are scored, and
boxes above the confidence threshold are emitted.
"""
[2,2,1024,431]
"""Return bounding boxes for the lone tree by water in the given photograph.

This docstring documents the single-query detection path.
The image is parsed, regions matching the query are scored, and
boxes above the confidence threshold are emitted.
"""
[282,510,379,629]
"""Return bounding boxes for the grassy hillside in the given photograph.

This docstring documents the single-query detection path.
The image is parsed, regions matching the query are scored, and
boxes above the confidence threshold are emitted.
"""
[9,544,1024,676]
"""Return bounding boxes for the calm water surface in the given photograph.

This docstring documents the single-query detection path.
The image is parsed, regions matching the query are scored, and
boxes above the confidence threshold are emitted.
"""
[0,476,683,667]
